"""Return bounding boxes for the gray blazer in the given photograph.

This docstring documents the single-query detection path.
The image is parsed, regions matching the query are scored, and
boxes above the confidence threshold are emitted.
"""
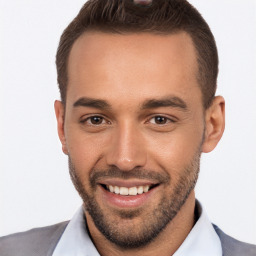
[0,222,255,256]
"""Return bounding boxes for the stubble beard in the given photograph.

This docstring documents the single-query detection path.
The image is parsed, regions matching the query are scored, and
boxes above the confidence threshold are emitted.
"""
[69,149,200,249]
[68,146,201,249]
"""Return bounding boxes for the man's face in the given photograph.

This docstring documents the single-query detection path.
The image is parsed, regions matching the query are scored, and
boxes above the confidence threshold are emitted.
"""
[60,32,206,248]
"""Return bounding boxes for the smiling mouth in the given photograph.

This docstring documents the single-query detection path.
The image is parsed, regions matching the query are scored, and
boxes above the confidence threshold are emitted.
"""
[100,184,159,196]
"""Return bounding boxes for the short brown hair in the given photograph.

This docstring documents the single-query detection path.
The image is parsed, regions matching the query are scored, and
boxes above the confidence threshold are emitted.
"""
[56,0,218,109]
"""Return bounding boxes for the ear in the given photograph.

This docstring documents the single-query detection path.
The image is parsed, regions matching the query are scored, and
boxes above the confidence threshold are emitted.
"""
[201,96,225,153]
[54,100,68,155]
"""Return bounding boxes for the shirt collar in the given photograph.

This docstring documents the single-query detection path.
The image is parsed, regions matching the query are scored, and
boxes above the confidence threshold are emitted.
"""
[52,207,100,256]
[173,200,222,256]
[53,200,222,256]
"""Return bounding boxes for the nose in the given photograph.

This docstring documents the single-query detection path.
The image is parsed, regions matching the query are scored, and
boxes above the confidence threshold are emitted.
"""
[106,121,147,171]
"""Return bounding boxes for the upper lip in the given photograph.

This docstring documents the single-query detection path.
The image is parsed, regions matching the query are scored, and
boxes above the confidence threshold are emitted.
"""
[98,179,159,188]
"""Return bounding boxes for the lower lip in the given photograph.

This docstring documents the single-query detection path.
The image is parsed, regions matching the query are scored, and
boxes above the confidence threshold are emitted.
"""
[100,185,159,208]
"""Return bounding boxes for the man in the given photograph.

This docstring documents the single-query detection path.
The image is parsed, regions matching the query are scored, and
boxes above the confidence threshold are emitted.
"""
[0,0,255,255]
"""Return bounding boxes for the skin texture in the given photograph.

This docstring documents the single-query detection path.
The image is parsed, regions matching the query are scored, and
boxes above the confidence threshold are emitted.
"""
[55,32,225,256]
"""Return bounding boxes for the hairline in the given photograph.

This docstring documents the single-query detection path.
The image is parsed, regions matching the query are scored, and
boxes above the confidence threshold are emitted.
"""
[64,28,206,109]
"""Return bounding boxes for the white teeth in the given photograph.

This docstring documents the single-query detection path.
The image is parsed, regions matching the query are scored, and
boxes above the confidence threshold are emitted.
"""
[114,186,120,194]
[128,187,137,195]
[143,185,149,193]
[137,186,144,194]
[106,185,152,195]
[120,187,129,195]
[109,185,114,192]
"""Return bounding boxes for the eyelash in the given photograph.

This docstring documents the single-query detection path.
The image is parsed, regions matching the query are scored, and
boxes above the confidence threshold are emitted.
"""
[80,115,176,126]
[148,115,176,125]
[80,115,109,125]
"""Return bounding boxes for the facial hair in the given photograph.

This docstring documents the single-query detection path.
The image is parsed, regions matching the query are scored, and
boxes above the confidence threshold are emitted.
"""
[68,148,201,249]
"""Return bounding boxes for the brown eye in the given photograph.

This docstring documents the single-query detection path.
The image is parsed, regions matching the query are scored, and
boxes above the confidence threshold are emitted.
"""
[149,116,174,125]
[90,116,103,125]
[154,116,167,124]
[82,116,108,125]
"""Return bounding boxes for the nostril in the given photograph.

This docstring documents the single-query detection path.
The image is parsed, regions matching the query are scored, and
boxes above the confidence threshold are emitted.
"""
[106,134,147,170]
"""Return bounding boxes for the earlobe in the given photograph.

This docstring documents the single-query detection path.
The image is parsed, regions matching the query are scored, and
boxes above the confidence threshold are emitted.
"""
[202,96,225,153]
[54,100,68,155]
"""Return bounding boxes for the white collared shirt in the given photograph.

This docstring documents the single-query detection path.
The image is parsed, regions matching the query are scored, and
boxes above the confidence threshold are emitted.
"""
[52,201,222,256]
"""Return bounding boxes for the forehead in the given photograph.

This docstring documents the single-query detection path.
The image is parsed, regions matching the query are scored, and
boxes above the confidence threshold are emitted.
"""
[67,31,201,108]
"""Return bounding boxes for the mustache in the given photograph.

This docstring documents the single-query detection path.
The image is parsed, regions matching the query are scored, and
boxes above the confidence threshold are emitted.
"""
[89,166,170,187]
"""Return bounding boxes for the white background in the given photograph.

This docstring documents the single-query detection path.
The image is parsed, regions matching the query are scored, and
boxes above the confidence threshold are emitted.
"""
[1,0,256,245]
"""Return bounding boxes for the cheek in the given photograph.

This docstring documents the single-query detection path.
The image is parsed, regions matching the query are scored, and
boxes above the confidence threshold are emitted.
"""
[65,127,108,175]
[146,127,203,175]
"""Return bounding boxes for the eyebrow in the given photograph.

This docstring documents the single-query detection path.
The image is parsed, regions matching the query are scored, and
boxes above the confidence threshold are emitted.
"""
[73,97,111,110]
[141,96,188,111]
[73,95,188,111]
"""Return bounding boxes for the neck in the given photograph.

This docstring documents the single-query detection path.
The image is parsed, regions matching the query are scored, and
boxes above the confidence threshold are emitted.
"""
[86,191,196,256]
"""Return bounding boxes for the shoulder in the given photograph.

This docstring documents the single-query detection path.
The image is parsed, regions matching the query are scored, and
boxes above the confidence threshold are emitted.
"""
[213,224,256,256]
[0,221,69,256]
